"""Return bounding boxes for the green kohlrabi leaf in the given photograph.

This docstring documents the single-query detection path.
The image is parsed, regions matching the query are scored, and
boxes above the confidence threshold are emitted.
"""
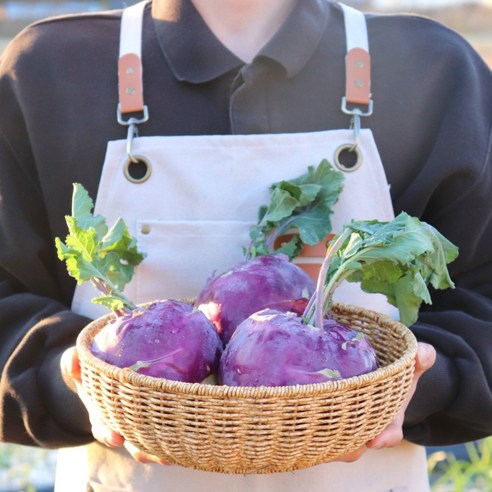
[55,183,145,312]
[71,183,108,237]
[246,159,344,259]
[314,212,459,327]
[91,293,134,312]
[261,187,302,223]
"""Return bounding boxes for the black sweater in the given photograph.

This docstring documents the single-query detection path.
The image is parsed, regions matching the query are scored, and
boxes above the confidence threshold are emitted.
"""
[0,0,490,448]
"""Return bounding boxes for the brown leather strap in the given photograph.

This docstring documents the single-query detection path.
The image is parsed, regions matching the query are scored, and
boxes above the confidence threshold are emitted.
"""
[345,47,371,106]
[118,53,145,114]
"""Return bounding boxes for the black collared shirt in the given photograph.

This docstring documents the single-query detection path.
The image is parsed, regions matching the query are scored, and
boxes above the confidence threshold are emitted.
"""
[0,0,490,448]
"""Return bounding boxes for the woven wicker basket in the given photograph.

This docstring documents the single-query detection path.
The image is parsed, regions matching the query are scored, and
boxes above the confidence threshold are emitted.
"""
[76,302,417,474]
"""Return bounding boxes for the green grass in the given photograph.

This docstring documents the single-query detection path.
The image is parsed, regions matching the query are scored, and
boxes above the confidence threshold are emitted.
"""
[0,443,57,491]
[428,438,492,491]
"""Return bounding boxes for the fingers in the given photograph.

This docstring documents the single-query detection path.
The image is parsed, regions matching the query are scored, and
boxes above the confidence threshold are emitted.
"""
[401,342,436,414]
[367,342,436,450]
[367,420,404,450]
[333,445,367,463]
[91,420,120,448]
[61,346,125,448]
[124,441,171,466]
[60,346,170,465]
[60,346,81,381]
[414,341,436,377]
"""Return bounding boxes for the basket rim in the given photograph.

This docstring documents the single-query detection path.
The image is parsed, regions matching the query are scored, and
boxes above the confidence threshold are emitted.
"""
[76,301,418,398]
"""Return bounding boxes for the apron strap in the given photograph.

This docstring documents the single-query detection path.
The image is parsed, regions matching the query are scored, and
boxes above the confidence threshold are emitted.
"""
[339,3,373,152]
[339,3,372,109]
[117,0,149,118]
[117,0,150,163]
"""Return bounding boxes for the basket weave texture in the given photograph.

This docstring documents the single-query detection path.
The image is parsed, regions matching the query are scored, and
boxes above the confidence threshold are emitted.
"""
[76,302,417,474]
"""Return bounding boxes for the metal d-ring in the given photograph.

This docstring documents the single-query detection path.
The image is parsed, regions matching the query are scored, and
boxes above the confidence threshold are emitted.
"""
[123,154,152,184]
[334,143,363,172]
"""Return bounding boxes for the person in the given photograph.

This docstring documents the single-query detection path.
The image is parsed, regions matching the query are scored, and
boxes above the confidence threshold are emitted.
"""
[0,0,490,490]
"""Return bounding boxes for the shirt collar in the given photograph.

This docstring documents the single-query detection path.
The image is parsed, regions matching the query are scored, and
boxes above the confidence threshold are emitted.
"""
[151,0,330,83]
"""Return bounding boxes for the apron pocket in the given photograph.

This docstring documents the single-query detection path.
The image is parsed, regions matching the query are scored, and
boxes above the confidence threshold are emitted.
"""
[134,220,253,303]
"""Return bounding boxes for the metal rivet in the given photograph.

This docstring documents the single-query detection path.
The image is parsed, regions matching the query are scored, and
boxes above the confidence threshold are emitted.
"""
[354,80,364,87]
[354,60,365,68]
[126,87,136,95]
[141,224,151,235]
[126,67,136,75]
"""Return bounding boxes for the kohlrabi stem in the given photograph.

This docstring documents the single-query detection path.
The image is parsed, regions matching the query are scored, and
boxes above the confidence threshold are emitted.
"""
[245,215,300,260]
[90,278,135,315]
[303,230,350,328]
[319,265,352,318]
[323,244,379,303]
[262,216,299,254]
[311,242,382,327]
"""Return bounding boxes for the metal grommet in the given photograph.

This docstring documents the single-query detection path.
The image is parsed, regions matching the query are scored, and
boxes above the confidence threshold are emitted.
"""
[333,144,363,172]
[123,155,152,183]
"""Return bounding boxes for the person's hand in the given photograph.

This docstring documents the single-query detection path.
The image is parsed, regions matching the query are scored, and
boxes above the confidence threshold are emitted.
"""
[333,341,437,463]
[61,346,171,465]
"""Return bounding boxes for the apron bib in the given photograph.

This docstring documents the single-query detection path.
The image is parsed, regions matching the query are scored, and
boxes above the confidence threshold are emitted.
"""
[56,2,429,491]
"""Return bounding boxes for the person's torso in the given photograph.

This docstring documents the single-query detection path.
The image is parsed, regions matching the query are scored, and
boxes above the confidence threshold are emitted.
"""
[56,2,429,491]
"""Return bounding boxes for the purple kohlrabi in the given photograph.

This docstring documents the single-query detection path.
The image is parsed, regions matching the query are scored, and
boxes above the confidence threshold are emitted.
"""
[90,300,223,382]
[196,254,315,344]
[219,309,378,387]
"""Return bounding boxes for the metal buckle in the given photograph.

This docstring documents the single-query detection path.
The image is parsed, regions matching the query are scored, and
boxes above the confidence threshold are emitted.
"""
[341,97,373,117]
[341,97,373,151]
[116,105,149,163]
[116,104,149,126]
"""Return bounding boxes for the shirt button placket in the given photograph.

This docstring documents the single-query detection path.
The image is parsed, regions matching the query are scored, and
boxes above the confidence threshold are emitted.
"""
[229,62,271,135]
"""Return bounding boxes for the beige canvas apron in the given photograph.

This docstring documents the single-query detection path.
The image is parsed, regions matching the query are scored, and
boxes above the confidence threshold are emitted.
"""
[55,2,429,491]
